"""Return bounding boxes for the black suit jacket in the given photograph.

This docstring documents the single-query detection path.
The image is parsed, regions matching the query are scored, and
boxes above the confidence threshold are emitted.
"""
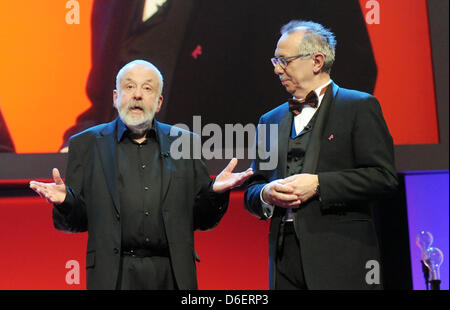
[53,118,228,290]
[244,82,398,290]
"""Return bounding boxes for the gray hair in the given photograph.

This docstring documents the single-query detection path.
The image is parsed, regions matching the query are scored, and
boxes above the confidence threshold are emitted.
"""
[281,20,336,74]
[115,59,164,96]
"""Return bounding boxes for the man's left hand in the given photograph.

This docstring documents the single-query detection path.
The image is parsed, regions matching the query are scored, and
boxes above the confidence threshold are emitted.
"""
[280,173,319,203]
[213,158,253,193]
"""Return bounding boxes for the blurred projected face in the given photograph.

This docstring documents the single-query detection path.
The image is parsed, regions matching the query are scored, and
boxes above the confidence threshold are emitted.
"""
[113,64,163,135]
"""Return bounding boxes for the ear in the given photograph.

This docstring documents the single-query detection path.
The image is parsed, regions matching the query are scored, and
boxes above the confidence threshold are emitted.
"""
[156,95,164,113]
[113,90,118,108]
[312,53,326,74]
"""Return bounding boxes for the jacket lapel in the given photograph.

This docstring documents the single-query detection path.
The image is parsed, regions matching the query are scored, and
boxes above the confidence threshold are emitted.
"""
[277,107,293,179]
[154,120,173,204]
[96,119,121,215]
[302,82,340,173]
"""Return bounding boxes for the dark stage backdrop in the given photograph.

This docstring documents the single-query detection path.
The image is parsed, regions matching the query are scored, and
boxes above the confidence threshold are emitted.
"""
[0,0,442,152]
[0,0,447,174]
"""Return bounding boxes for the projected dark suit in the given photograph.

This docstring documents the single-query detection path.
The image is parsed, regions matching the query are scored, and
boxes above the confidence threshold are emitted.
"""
[61,0,377,148]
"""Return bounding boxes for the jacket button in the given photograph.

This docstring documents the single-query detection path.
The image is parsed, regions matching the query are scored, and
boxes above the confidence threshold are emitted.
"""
[113,248,119,254]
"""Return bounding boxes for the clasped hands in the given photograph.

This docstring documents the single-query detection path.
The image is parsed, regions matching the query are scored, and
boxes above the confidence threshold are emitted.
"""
[262,173,319,208]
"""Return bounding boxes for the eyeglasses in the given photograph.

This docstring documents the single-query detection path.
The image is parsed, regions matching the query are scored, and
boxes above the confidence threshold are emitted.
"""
[271,53,313,68]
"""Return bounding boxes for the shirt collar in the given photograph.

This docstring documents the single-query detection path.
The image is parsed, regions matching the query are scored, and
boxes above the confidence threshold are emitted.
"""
[116,117,158,143]
[293,79,332,105]
[315,79,332,101]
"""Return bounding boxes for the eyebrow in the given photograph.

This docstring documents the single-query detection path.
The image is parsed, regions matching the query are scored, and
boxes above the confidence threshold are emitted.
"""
[122,78,155,84]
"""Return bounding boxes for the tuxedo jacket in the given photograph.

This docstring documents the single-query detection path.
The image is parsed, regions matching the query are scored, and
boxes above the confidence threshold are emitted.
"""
[53,118,228,290]
[244,82,398,290]
[62,0,377,146]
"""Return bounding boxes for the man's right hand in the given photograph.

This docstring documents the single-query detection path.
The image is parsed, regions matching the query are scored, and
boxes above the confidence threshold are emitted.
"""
[29,168,67,205]
[262,180,301,208]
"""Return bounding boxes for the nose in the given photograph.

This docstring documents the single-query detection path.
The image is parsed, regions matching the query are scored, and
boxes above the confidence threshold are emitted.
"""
[133,88,143,100]
[273,62,284,76]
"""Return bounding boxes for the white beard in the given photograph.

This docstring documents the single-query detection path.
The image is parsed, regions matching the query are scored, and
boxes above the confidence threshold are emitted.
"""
[117,99,155,135]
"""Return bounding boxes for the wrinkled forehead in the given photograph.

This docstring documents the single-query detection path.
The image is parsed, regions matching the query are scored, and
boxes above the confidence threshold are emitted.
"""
[118,64,161,85]
[276,29,306,55]
[279,29,306,46]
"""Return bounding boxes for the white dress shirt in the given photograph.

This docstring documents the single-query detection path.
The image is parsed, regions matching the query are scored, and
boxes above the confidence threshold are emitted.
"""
[260,80,332,218]
[142,0,167,22]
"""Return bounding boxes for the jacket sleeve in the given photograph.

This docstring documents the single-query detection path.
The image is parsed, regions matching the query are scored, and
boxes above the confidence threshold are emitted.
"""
[318,97,399,206]
[192,157,230,231]
[244,115,277,220]
[52,137,88,233]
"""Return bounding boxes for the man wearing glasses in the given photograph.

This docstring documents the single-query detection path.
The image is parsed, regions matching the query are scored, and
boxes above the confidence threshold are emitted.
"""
[244,20,398,290]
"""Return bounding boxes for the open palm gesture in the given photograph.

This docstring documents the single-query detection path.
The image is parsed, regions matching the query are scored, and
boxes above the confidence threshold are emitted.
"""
[212,158,253,193]
[29,168,67,204]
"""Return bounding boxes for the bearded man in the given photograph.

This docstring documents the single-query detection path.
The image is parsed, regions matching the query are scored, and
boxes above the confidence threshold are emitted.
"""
[30,60,252,290]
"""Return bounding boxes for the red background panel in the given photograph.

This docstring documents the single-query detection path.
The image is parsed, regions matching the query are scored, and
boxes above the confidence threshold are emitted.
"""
[359,0,439,144]
[0,196,87,289]
[195,193,269,290]
[0,191,269,290]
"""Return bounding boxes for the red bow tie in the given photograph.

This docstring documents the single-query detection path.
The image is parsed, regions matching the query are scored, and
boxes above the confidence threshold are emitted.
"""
[288,91,318,115]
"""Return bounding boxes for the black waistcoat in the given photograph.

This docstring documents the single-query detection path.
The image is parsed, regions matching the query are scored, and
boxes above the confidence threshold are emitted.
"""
[274,114,318,221]
[286,114,318,177]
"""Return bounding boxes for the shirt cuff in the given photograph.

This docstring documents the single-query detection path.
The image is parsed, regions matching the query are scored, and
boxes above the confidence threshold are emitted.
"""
[53,185,75,215]
[208,179,229,210]
[260,184,274,219]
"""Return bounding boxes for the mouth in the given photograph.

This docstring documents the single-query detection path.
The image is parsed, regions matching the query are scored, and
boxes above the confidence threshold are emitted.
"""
[279,75,289,83]
[129,106,144,113]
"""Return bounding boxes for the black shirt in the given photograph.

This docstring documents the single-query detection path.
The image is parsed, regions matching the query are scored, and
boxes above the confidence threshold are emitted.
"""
[116,118,168,251]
